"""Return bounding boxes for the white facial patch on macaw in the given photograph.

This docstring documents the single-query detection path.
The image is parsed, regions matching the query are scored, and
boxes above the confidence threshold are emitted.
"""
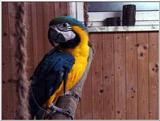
[55,27,76,41]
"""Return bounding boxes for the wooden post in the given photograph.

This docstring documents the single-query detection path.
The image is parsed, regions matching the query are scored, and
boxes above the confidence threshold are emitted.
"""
[45,47,94,119]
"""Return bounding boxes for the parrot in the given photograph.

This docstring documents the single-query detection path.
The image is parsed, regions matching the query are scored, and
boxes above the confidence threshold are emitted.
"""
[28,16,89,119]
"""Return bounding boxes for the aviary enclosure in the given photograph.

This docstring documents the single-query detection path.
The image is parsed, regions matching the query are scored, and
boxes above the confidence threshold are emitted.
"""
[2,2,159,119]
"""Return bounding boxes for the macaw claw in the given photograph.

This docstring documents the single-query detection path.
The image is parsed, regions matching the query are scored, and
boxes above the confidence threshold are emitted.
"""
[49,104,73,119]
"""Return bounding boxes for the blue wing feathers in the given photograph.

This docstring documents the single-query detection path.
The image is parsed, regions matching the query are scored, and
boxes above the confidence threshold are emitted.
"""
[29,48,75,117]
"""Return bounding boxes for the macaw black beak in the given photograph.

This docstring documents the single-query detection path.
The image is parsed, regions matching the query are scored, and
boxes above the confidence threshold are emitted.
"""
[48,27,66,46]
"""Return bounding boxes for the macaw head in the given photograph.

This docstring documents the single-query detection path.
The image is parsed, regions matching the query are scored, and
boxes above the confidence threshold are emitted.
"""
[48,16,88,48]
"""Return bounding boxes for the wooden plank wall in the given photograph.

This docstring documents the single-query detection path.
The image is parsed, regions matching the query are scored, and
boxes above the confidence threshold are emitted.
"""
[2,2,69,119]
[77,32,159,119]
[2,2,159,119]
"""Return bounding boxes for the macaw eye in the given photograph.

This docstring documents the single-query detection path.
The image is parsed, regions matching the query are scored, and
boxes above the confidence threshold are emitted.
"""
[62,23,67,27]
[56,23,72,32]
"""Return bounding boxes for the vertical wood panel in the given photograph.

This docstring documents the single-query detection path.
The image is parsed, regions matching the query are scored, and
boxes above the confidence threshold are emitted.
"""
[114,33,126,119]
[7,3,18,118]
[148,32,158,119]
[60,2,68,16]
[81,65,93,119]
[54,2,61,16]
[25,3,34,78]
[43,3,53,54]
[137,32,149,119]
[31,3,39,69]
[8,3,17,80]
[90,34,103,119]
[125,33,138,119]
[2,3,12,119]
[102,33,115,119]
[36,3,46,57]
[75,102,81,119]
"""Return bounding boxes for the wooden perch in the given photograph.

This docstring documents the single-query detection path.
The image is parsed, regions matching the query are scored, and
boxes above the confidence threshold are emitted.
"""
[46,47,93,119]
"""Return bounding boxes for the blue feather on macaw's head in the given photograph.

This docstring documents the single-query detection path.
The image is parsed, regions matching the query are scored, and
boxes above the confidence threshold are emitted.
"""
[49,16,88,32]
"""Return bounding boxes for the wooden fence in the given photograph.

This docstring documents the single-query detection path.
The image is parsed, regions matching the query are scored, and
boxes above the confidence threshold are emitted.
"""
[2,2,159,119]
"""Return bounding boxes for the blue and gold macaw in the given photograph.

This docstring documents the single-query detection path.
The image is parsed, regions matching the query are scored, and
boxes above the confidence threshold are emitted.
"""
[28,16,89,119]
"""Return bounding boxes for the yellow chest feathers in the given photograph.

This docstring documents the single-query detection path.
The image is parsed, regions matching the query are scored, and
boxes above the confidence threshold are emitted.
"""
[66,26,89,90]
[47,26,89,106]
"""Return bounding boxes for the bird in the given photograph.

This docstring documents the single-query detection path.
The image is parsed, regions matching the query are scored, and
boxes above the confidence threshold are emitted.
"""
[28,16,89,119]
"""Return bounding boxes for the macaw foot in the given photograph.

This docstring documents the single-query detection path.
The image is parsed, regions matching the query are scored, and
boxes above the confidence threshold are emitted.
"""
[49,104,73,119]
[65,91,81,101]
